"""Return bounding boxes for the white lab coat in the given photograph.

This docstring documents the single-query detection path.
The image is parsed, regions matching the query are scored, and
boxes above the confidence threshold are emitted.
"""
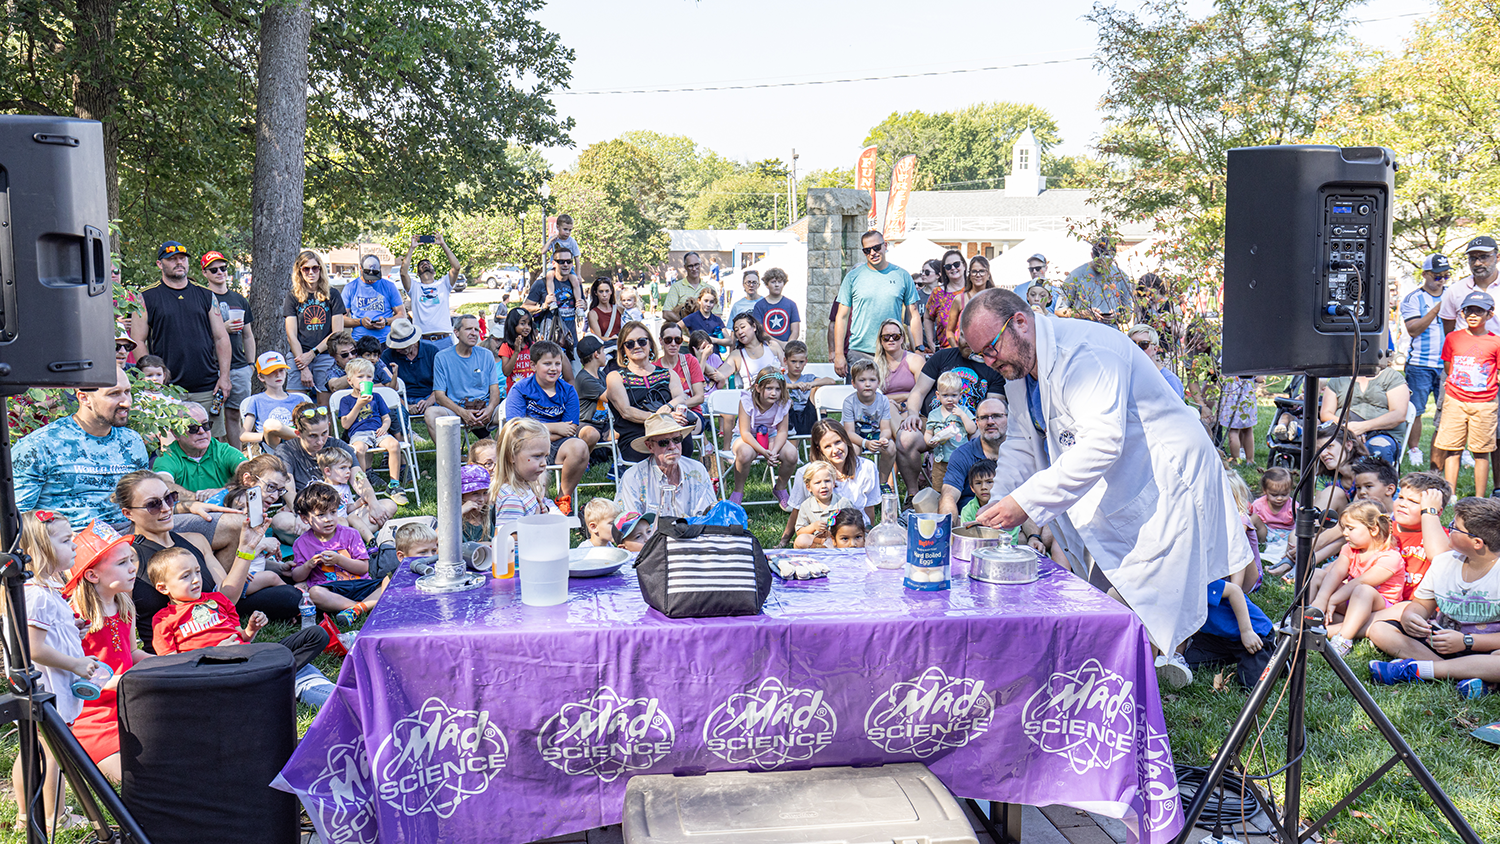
[991,315,1252,650]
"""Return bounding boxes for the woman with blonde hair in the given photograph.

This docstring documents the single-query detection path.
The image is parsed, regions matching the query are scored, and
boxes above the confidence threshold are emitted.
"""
[872,317,924,426]
[281,249,347,403]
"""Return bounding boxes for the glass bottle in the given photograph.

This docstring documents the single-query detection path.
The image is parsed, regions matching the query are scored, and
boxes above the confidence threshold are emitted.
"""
[865,492,907,570]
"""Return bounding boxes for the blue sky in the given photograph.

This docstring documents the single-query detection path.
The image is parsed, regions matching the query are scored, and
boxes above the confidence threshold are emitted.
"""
[535,0,1433,176]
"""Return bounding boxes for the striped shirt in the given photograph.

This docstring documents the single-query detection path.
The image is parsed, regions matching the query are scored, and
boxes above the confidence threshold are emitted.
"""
[1401,287,1445,369]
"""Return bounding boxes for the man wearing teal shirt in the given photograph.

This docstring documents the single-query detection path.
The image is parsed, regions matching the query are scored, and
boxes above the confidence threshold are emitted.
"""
[832,230,922,377]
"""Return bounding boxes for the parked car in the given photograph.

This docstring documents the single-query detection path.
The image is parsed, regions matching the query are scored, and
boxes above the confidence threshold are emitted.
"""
[483,264,524,290]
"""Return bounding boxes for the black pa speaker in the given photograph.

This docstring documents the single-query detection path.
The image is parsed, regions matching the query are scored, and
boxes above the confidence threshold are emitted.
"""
[1223,145,1396,376]
[0,115,115,394]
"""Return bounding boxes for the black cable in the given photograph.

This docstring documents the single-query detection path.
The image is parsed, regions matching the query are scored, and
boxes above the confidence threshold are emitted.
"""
[1175,764,1265,834]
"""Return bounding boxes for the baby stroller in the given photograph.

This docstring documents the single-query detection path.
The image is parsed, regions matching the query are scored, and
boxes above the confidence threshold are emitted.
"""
[1266,375,1305,471]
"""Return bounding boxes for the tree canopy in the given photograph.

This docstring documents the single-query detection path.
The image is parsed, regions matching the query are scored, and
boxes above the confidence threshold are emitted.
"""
[863,102,1063,191]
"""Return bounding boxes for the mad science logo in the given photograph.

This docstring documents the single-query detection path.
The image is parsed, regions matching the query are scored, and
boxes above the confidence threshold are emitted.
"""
[703,678,837,769]
[864,666,994,758]
[1140,724,1180,832]
[372,697,509,818]
[537,687,675,782]
[1021,659,1137,775]
[308,740,378,844]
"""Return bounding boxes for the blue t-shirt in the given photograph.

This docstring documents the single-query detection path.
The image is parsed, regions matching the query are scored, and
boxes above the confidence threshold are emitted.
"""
[342,277,404,343]
[432,345,497,404]
[1160,367,1185,400]
[242,391,311,432]
[682,310,726,340]
[753,296,801,343]
[12,416,150,528]
[1202,578,1274,641]
[942,438,991,511]
[836,263,918,354]
[504,376,580,425]
[788,372,816,413]
[381,341,440,402]
[338,390,390,437]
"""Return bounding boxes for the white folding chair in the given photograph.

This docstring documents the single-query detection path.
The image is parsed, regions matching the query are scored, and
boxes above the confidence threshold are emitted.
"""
[707,388,779,508]
[804,362,838,380]
[376,385,421,506]
[238,396,261,456]
[812,384,857,420]
[329,388,418,506]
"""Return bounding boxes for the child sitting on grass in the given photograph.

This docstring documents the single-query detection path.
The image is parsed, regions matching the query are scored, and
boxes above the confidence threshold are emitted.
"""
[613,512,656,553]
[292,482,389,628]
[1367,496,1500,699]
[925,371,975,491]
[792,462,852,548]
[395,521,438,566]
[1253,467,1296,576]
[318,446,380,544]
[337,357,406,505]
[584,497,621,547]
[1183,575,1275,690]
[1373,472,1453,628]
[147,546,334,706]
[1313,501,1406,657]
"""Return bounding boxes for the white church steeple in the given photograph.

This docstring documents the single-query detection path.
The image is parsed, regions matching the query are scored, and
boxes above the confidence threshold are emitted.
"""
[1004,127,1046,198]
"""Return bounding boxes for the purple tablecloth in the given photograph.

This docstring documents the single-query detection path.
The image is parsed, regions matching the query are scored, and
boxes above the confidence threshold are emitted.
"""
[275,550,1183,844]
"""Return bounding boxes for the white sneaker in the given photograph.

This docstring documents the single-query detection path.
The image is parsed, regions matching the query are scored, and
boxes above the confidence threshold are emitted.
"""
[1463,450,1476,468]
[1406,448,1423,468]
[1329,635,1353,658]
[1155,652,1193,689]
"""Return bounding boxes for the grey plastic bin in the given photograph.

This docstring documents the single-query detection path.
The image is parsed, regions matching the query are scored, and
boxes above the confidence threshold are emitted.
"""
[622,763,979,844]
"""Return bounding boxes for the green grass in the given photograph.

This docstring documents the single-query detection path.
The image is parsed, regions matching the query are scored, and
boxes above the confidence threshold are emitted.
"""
[3,396,1498,843]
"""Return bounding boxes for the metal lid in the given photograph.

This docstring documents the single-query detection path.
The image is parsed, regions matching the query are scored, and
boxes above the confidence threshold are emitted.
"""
[974,545,1034,563]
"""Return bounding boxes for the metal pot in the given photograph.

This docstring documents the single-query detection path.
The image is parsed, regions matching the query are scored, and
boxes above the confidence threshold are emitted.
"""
[972,545,1040,584]
[951,525,1007,564]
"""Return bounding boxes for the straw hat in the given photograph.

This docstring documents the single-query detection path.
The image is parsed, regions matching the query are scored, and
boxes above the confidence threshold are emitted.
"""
[631,411,694,454]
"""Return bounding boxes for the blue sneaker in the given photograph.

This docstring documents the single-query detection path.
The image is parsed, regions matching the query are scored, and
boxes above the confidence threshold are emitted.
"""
[1369,659,1420,685]
[1458,678,1491,700]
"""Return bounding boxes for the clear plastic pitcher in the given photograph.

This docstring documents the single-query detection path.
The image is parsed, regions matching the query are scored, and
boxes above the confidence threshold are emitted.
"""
[496,513,573,606]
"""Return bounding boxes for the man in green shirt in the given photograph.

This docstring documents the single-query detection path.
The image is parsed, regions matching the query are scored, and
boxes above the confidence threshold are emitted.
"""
[155,402,246,493]
[662,252,722,323]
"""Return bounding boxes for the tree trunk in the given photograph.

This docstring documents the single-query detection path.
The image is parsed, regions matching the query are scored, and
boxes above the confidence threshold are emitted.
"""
[249,0,312,361]
[71,0,119,246]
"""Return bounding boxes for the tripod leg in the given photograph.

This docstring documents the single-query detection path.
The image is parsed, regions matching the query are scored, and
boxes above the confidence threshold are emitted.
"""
[38,702,153,844]
[1172,632,1299,844]
[1315,644,1483,844]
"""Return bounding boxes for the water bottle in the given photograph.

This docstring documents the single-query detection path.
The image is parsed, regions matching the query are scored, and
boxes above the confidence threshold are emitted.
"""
[299,590,316,629]
[208,390,225,417]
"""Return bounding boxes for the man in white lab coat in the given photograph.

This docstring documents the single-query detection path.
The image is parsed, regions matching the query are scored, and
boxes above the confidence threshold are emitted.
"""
[960,289,1253,678]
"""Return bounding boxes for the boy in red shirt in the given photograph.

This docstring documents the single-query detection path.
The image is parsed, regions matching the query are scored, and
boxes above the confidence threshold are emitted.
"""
[1373,472,1453,630]
[1436,289,1500,494]
[149,547,330,677]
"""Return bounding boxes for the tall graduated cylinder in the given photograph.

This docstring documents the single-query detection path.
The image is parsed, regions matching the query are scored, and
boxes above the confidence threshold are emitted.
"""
[495,514,572,606]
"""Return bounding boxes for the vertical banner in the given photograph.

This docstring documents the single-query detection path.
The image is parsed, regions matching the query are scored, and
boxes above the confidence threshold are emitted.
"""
[856,146,879,232]
[883,154,918,240]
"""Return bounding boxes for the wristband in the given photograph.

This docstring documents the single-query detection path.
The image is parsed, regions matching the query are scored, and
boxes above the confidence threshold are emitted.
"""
[1026,533,1042,544]
[237,549,257,560]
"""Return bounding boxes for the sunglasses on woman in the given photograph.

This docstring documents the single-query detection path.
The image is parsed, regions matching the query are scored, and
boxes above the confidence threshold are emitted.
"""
[944,261,964,271]
[623,337,652,350]
[131,491,180,514]
[299,406,330,419]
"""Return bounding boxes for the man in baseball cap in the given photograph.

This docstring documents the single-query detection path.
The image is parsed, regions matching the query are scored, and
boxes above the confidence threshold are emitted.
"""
[141,239,233,439]
[200,250,255,447]
[1017,253,1053,315]
[380,317,441,417]
[1401,253,1454,466]
[1440,235,1500,339]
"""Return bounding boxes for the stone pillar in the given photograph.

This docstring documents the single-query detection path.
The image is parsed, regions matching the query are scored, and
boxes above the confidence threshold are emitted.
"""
[804,188,873,362]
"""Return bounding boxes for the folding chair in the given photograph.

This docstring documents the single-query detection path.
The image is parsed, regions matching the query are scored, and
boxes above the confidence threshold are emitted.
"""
[707,388,779,508]
[812,384,857,421]
[376,385,421,506]
[804,362,838,380]
[329,388,420,506]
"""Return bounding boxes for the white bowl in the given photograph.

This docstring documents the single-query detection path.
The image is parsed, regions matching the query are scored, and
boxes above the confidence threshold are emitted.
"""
[568,546,630,578]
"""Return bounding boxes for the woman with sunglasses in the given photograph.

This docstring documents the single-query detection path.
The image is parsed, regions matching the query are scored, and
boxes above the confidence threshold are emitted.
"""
[118,470,303,652]
[281,249,347,404]
[657,323,706,415]
[929,251,966,350]
[606,321,700,463]
[873,317,924,422]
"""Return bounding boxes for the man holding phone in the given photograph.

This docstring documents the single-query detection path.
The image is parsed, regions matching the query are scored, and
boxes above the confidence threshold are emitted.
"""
[400,232,464,349]
[343,253,406,345]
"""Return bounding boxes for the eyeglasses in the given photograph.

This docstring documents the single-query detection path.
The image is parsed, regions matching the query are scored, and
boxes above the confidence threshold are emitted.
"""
[979,313,1017,363]
[623,337,652,350]
[944,261,964,271]
[300,265,320,274]
[650,435,685,448]
[130,491,180,514]
[1135,340,1153,351]
[261,483,287,498]
[862,243,885,255]
[184,422,211,434]
[660,335,683,344]
[299,406,330,419]
[334,349,353,359]
[684,263,701,270]
[1447,520,1477,539]
[880,333,903,342]
[976,413,1005,423]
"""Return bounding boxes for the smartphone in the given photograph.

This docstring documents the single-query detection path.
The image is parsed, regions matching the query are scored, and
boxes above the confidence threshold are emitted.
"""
[418,234,436,244]
[360,380,374,396]
[247,485,264,528]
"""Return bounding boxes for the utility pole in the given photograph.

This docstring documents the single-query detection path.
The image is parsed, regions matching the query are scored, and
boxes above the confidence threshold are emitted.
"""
[790,148,800,222]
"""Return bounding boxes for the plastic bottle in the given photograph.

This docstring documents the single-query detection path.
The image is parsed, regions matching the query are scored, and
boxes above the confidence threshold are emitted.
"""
[865,492,907,570]
[299,590,316,629]
[208,390,225,417]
